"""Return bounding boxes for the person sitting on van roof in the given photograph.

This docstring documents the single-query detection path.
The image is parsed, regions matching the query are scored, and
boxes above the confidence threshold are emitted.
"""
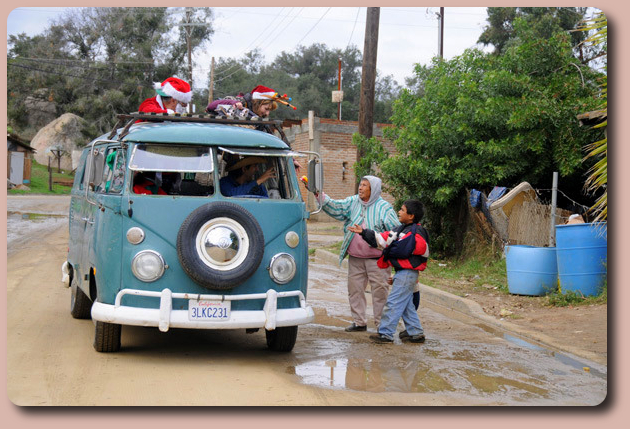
[220,156,275,197]
[133,172,167,195]
[206,86,281,119]
[139,77,192,115]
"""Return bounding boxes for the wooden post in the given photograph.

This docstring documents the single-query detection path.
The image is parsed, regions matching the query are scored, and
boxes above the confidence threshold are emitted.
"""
[357,7,380,191]
[337,57,342,120]
[550,171,558,246]
[208,57,215,104]
[48,157,53,191]
[358,7,379,140]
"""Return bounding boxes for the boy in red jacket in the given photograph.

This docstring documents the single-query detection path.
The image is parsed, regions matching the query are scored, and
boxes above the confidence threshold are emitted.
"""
[348,199,429,343]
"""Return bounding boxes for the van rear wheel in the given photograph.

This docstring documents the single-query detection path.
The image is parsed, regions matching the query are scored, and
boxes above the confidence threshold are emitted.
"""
[177,202,264,289]
[265,326,298,352]
[94,321,121,352]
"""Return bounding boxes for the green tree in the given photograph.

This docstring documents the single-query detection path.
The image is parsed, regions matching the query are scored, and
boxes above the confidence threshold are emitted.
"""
[7,7,215,138]
[478,7,588,55]
[208,43,401,123]
[358,28,604,256]
[578,12,607,222]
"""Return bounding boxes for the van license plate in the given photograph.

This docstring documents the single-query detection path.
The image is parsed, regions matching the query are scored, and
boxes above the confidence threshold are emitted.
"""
[188,300,231,321]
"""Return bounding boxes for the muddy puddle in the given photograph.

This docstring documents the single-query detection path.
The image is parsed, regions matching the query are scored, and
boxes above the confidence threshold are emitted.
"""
[291,331,606,404]
[6,211,68,254]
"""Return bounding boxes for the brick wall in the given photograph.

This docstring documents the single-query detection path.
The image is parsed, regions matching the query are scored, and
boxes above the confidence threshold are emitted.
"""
[283,116,397,219]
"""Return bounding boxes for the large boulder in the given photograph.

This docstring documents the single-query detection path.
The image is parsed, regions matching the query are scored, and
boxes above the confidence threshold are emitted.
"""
[31,113,89,171]
[24,89,57,129]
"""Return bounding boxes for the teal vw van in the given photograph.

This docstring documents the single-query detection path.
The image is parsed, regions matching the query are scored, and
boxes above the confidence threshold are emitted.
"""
[61,113,322,352]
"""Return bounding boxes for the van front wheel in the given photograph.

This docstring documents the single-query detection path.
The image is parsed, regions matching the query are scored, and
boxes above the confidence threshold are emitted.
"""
[265,326,298,352]
[93,321,121,352]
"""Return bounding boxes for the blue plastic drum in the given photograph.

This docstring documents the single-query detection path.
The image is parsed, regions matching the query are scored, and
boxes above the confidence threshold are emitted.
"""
[505,245,558,296]
[555,222,607,297]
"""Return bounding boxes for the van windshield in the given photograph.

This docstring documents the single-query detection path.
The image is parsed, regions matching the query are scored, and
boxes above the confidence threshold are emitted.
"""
[129,144,213,173]
[130,144,215,197]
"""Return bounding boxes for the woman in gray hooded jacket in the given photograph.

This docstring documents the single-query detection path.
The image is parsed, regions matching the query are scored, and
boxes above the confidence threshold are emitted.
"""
[316,176,400,331]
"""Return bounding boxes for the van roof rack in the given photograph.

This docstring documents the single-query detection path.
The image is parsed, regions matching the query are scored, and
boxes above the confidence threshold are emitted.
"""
[108,112,290,145]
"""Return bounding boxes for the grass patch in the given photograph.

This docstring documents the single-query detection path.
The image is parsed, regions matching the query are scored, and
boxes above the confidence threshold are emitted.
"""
[424,254,508,293]
[322,240,343,254]
[9,160,74,195]
[545,283,607,307]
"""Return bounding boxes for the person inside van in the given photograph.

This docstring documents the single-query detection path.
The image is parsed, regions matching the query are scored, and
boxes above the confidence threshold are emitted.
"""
[220,156,276,197]
[133,171,167,195]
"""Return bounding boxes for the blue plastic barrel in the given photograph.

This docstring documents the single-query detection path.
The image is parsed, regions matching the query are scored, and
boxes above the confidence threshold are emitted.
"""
[505,245,558,296]
[555,222,607,297]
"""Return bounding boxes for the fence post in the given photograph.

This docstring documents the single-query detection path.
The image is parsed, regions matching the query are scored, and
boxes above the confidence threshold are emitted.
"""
[48,157,53,191]
[549,171,558,246]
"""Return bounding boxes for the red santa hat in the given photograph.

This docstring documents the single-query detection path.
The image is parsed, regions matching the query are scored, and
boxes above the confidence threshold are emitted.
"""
[251,85,276,100]
[154,77,192,104]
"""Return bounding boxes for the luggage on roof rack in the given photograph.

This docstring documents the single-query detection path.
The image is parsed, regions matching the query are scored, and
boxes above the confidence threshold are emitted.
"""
[108,112,289,145]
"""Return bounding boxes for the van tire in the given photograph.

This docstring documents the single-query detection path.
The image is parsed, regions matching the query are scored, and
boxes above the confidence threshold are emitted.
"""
[177,202,264,289]
[70,275,92,319]
[94,321,121,352]
[265,326,298,352]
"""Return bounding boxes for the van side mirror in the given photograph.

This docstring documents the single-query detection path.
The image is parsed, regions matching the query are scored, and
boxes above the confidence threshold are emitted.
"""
[307,159,323,194]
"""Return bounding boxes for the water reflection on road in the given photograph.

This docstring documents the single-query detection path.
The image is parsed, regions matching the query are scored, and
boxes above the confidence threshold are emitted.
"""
[300,259,607,405]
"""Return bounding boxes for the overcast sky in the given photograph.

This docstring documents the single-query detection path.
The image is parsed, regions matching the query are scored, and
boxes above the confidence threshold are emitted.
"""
[7,6,492,91]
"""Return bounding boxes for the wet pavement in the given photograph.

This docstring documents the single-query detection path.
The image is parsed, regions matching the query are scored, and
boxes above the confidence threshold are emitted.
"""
[299,258,607,405]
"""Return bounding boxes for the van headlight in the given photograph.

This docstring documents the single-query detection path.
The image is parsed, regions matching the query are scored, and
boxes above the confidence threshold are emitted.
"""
[132,250,166,282]
[269,253,296,284]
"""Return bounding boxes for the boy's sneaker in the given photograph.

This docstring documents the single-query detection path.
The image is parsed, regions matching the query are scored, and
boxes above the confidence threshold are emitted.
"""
[401,333,426,343]
[369,333,394,344]
[399,330,410,340]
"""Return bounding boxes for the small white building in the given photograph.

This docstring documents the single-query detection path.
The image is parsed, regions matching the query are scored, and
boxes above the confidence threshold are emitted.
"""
[7,133,36,186]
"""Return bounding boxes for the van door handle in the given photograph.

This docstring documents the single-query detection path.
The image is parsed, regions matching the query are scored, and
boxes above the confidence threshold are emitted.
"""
[81,217,94,225]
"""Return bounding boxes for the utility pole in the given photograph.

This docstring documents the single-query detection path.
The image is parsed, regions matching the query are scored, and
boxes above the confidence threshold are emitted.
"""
[438,7,444,58]
[208,57,215,104]
[358,7,379,141]
[185,7,193,113]
[356,7,379,191]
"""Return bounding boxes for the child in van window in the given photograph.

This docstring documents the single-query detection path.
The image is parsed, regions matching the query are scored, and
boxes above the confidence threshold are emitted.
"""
[348,199,429,344]
[133,172,167,195]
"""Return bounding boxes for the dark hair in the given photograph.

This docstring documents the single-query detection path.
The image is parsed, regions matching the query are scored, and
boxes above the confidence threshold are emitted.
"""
[402,199,424,223]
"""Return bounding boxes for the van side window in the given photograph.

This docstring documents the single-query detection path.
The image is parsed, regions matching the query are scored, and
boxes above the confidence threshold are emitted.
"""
[102,148,125,194]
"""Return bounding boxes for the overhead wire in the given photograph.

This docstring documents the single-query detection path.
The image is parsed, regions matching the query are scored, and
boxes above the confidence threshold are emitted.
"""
[345,7,361,50]
[295,7,331,46]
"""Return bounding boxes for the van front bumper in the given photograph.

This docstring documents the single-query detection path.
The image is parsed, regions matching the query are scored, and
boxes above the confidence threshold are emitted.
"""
[91,288,314,332]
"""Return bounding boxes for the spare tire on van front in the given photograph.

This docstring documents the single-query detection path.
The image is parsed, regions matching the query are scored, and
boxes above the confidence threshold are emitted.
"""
[177,201,264,289]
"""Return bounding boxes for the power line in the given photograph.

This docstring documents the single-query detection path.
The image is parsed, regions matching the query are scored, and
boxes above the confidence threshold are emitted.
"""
[346,8,361,50]
[7,62,148,87]
[295,8,332,46]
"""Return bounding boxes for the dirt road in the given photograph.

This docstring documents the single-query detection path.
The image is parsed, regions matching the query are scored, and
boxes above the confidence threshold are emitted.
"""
[6,196,607,406]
